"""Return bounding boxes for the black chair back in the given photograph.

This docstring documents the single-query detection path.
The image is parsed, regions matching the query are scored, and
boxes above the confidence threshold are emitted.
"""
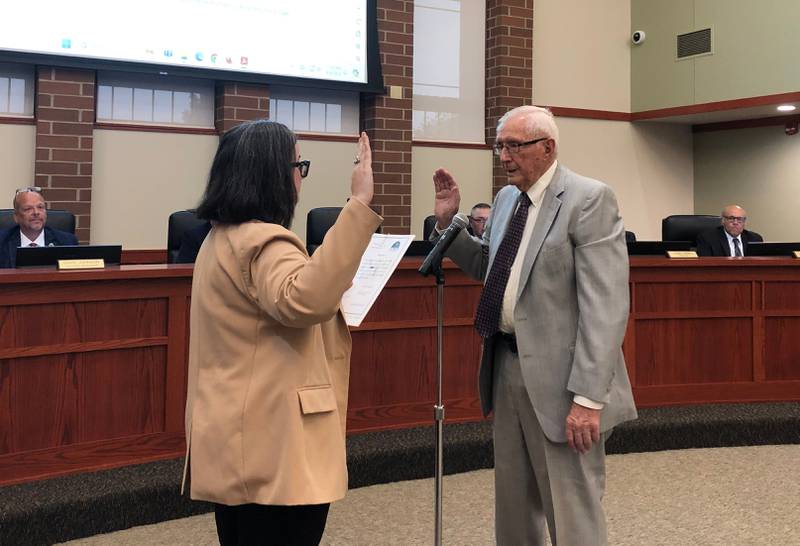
[0,208,76,234]
[306,207,343,255]
[167,210,206,264]
[625,230,636,243]
[661,215,720,245]
[423,215,437,240]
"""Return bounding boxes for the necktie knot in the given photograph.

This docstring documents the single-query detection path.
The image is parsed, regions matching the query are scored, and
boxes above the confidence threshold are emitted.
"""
[28,242,38,247]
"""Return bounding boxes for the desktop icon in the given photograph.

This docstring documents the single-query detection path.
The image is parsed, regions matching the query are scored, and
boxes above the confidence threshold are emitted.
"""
[210,53,218,63]
[61,39,72,49]
[240,56,248,66]
[164,50,173,58]
[225,56,233,64]
[195,52,204,61]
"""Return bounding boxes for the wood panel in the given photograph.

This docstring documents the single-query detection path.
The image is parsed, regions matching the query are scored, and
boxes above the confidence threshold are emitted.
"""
[764,317,800,380]
[634,318,753,385]
[634,281,751,314]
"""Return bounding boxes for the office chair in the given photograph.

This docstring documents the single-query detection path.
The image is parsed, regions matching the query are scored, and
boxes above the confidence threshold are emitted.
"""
[661,215,720,246]
[625,230,636,243]
[167,210,207,263]
[0,208,76,234]
[423,215,437,240]
[306,207,343,255]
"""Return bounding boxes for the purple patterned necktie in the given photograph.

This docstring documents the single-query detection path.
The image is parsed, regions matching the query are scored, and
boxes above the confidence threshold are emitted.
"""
[474,192,531,338]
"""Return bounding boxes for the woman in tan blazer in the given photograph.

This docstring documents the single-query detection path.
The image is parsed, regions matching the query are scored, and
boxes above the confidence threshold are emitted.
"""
[183,120,382,545]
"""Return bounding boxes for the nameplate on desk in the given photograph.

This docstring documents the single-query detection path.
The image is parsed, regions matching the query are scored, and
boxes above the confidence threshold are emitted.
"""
[666,250,698,259]
[794,251,800,259]
[58,258,106,270]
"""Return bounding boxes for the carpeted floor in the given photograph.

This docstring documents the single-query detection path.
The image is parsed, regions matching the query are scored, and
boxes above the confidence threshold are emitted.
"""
[58,444,800,546]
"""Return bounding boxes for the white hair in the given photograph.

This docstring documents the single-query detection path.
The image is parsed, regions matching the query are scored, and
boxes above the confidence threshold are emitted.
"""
[496,105,560,147]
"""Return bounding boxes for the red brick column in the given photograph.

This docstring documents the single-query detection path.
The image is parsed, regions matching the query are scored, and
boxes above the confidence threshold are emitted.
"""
[215,82,270,134]
[486,0,533,195]
[34,67,95,243]
[360,0,413,234]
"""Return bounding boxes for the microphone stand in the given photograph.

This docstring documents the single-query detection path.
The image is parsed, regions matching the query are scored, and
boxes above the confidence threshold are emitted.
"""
[419,254,447,546]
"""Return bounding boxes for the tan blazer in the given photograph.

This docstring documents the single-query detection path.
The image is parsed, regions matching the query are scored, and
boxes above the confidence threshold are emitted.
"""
[183,198,382,506]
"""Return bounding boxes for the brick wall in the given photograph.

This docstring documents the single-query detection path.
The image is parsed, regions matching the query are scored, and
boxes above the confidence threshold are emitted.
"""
[34,67,96,243]
[360,0,414,234]
[486,0,534,195]
[215,82,270,134]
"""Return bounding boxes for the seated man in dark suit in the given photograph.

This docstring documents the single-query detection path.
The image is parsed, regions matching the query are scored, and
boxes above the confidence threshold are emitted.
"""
[467,202,491,239]
[176,221,212,263]
[0,187,78,268]
[696,205,763,256]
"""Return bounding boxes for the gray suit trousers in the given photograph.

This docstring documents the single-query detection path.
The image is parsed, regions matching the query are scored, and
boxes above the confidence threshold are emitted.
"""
[493,342,608,546]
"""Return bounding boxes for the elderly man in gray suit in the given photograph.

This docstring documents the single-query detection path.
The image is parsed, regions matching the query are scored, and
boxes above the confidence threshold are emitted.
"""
[432,105,637,545]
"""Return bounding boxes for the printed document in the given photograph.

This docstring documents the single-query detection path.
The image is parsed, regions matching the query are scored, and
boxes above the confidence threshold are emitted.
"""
[342,234,415,326]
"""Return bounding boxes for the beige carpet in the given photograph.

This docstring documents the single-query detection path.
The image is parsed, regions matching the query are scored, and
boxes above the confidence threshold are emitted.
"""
[60,445,800,545]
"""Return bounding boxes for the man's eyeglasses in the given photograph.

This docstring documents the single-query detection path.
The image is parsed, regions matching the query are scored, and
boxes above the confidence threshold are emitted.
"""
[468,216,488,224]
[291,160,311,178]
[722,215,746,223]
[15,186,42,195]
[493,137,549,156]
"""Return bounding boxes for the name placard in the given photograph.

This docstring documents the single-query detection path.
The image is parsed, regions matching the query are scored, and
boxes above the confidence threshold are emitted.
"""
[666,250,698,259]
[793,251,800,259]
[58,258,106,270]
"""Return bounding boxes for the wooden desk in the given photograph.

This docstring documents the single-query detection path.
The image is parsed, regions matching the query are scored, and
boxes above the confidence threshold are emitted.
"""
[3,258,800,485]
[627,257,800,406]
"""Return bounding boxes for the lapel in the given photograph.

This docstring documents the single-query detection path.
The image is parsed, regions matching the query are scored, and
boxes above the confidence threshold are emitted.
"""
[516,166,565,301]
[716,227,730,256]
[486,186,521,275]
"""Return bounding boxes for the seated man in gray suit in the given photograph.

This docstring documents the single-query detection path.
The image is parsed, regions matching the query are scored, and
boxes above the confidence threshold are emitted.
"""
[431,106,636,545]
[0,187,78,268]
[696,205,763,256]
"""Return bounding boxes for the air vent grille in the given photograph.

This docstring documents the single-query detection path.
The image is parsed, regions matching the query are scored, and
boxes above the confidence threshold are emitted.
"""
[677,28,712,59]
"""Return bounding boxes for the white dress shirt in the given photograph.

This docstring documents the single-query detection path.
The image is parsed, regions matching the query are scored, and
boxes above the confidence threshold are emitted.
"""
[724,230,743,256]
[19,230,45,247]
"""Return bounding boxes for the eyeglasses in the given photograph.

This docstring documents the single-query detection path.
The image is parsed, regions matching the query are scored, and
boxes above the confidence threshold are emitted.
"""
[722,215,746,223]
[291,160,311,178]
[469,216,488,224]
[493,137,549,156]
[15,186,42,195]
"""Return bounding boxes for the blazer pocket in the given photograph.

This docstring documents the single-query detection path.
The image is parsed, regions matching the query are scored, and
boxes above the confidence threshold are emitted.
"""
[297,385,337,414]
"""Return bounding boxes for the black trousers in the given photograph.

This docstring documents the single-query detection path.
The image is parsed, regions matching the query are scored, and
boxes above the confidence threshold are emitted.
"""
[214,502,330,546]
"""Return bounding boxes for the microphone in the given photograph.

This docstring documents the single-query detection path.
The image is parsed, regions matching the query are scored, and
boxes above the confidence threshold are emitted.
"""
[418,213,468,276]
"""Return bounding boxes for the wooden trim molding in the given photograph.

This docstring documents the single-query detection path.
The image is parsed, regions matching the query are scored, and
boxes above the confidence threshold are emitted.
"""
[0,115,36,125]
[412,140,491,150]
[297,133,360,143]
[632,91,800,121]
[693,114,800,133]
[544,106,632,122]
[94,122,218,136]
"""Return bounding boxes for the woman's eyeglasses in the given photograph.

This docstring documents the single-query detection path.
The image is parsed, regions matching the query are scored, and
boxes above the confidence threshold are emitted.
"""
[291,160,311,178]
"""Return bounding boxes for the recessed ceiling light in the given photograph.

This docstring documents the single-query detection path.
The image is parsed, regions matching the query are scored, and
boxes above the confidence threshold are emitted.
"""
[777,105,796,112]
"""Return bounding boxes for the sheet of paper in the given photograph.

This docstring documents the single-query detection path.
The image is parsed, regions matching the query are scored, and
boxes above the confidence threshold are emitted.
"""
[342,234,415,327]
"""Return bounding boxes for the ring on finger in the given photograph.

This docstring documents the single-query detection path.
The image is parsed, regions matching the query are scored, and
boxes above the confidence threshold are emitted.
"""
[354,156,360,164]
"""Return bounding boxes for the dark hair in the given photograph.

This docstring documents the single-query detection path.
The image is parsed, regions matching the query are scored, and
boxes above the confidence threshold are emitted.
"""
[471,203,491,211]
[196,120,298,227]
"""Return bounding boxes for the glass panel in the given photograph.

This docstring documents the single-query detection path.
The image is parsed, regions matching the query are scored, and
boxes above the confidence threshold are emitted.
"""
[0,77,9,112]
[309,102,326,132]
[172,91,191,124]
[325,103,342,133]
[112,86,133,120]
[293,101,310,131]
[153,90,172,122]
[97,84,112,119]
[133,88,153,121]
[276,99,293,127]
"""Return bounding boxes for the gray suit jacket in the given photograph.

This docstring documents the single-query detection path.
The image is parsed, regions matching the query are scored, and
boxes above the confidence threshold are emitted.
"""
[446,164,637,442]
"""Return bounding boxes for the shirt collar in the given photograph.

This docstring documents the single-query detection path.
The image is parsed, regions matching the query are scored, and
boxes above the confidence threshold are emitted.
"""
[19,229,45,247]
[525,160,557,208]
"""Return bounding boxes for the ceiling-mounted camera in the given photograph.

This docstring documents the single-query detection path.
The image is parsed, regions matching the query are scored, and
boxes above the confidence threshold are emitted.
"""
[631,30,646,45]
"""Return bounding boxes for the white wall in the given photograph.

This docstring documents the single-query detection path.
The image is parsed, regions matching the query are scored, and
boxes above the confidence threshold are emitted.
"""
[694,126,800,242]
[91,129,218,248]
